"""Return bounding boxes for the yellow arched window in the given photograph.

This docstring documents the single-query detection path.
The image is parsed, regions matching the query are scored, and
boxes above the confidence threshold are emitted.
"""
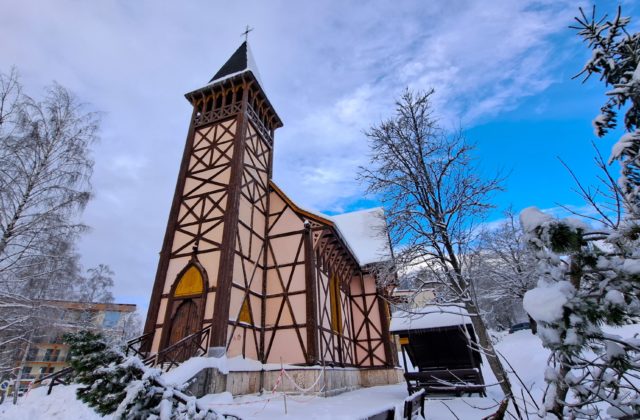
[174,266,204,298]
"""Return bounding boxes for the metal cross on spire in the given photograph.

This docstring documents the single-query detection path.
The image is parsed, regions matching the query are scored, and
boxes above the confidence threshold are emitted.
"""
[241,25,254,42]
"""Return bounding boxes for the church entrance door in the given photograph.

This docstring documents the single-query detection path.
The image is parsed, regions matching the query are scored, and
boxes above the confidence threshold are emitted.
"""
[168,299,200,347]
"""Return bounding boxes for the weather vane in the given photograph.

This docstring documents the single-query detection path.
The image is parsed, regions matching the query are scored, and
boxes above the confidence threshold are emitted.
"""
[242,25,254,42]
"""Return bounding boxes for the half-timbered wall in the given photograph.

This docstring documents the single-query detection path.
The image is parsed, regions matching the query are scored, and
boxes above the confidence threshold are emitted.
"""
[263,190,308,364]
[313,229,356,366]
[350,273,390,367]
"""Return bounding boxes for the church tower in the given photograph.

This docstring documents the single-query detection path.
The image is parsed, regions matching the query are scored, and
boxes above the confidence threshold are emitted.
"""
[144,42,282,358]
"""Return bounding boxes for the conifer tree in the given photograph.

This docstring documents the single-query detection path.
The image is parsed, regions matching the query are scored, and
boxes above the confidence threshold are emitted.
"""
[520,6,640,418]
[64,331,137,415]
[64,331,220,419]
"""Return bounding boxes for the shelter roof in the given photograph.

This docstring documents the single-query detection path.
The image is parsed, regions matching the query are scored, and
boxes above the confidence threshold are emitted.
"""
[390,305,471,332]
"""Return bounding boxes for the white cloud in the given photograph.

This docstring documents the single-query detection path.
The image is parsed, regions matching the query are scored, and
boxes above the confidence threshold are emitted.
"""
[0,0,588,311]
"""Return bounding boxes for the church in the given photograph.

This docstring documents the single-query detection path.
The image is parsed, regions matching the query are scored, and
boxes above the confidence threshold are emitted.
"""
[142,41,398,377]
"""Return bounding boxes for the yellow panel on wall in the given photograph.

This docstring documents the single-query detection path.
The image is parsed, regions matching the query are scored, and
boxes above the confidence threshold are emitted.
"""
[239,297,253,325]
[329,273,342,334]
[174,266,204,297]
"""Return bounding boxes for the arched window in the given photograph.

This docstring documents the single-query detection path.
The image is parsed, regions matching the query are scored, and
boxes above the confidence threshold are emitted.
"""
[174,265,204,298]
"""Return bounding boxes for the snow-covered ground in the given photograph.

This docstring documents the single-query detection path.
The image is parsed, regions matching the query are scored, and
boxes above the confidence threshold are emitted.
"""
[2,325,637,419]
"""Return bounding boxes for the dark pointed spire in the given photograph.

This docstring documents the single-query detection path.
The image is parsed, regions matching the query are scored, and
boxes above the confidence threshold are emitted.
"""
[209,41,262,85]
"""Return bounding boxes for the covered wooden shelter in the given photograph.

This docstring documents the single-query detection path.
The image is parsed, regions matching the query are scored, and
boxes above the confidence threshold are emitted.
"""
[390,305,486,396]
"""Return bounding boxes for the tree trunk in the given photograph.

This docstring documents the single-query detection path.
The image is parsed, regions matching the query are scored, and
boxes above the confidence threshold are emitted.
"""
[548,257,582,418]
[12,329,32,404]
[464,301,513,397]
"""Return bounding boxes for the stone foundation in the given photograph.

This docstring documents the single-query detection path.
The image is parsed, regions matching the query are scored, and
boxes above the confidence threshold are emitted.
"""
[186,366,403,398]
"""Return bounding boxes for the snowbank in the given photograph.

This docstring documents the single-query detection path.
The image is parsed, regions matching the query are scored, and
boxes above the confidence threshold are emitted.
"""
[0,384,103,420]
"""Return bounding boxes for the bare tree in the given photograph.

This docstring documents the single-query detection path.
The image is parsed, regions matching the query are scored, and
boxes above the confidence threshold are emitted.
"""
[470,210,537,331]
[359,88,517,404]
[0,70,97,276]
[76,264,115,304]
[0,68,99,384]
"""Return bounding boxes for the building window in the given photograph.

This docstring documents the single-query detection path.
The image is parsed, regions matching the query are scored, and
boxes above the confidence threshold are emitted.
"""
[26,348,38,361]
[174,265,204,298]
[329,273,342,334]
[238,297,253,325]
[102,311,121,328]
[79,310,95,324]
[43,349,53,361]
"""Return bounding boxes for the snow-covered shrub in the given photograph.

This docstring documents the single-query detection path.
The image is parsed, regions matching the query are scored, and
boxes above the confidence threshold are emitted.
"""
[64,331,219,419]
[518,7,640,418]
[521,208,640,418]
[64,330,127,413]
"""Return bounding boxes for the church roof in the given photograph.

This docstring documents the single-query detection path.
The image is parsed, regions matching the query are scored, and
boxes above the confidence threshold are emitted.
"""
[209,41,262,85]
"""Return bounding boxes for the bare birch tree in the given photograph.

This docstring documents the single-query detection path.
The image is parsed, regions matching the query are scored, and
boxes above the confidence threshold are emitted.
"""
[76,264,115,304]
[359,89,517,403]
[0,68,99,379]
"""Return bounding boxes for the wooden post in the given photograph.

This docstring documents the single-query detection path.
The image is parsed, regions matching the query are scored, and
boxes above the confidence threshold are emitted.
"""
[377,291,394,367]
[210,86,250,349]
[281,358,288,415]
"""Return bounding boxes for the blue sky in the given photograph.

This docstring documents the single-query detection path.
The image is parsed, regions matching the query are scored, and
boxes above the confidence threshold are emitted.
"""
[1,1,638,314]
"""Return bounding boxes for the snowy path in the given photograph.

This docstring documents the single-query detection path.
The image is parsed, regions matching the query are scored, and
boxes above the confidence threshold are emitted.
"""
[200,384,502,419]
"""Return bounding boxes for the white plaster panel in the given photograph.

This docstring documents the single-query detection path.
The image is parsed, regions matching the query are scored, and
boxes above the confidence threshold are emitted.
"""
[200,250,220,287]
[269,192,286,215]
[157,298,168,325]
[269,235,302,265]
[270,208,303,236]
[164,257,190,294]
[288,294,306,324]
[205,292,216,318]
[267,329,305,364]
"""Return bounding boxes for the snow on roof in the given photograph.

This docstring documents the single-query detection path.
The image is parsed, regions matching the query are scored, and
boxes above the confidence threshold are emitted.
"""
[390,305,471,332]
[330,208,392,266]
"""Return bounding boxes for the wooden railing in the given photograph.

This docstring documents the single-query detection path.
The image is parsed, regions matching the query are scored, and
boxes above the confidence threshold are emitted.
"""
[404,368,486,396]
[150,326,211,372]
[125,332,154,359]
[33,366,74,395]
